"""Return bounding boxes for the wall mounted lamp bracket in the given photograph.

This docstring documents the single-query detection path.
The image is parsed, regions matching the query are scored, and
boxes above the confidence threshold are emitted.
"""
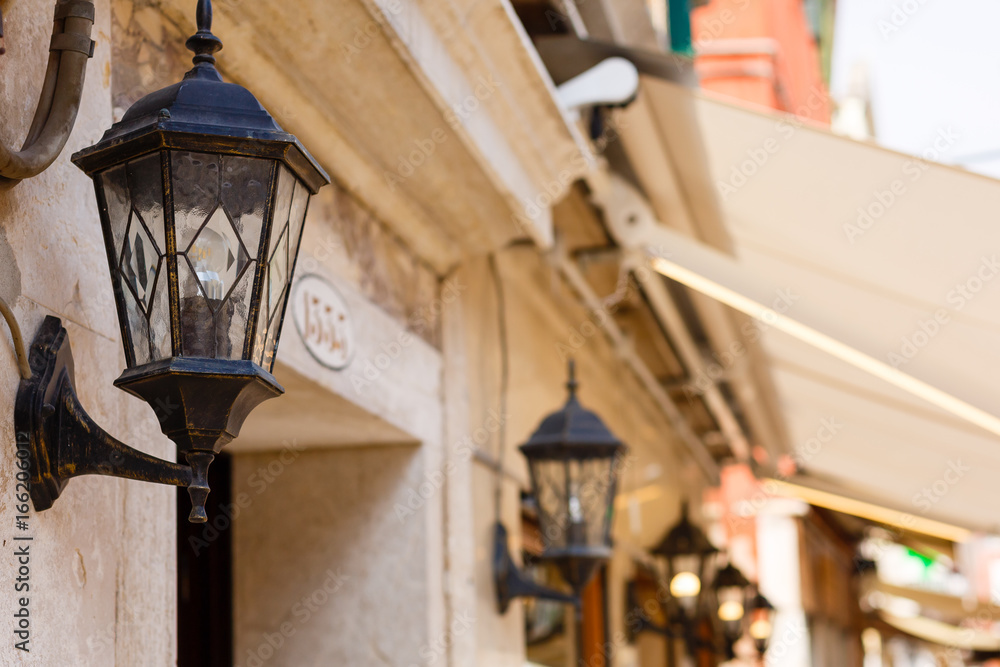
[493,522,580,614]
[15,316,280,522]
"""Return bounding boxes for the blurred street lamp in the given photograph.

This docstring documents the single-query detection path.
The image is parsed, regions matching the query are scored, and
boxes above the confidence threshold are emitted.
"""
[653,501,719,615]
[494,360,626,664]
[748,589,776,655]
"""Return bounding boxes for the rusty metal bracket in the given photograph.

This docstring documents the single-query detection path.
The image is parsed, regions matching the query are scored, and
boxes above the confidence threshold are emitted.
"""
[15,317,197,517]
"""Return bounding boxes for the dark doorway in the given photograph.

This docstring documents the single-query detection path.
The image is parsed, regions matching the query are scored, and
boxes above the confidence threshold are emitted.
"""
[177,452,233,666]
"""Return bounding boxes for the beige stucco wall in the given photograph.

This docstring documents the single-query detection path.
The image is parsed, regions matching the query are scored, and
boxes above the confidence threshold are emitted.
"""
[0,1,177,665]
[232,445,430,667]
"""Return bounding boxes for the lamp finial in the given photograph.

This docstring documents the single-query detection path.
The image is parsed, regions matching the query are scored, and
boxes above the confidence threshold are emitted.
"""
[186,0,223,67]
[566,358,578,397]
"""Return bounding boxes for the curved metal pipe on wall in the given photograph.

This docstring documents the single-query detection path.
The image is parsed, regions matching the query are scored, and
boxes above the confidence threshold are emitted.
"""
[0,0,95,183]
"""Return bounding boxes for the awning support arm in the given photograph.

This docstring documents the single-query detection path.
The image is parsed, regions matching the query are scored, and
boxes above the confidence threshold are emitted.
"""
[638,224,1000,441]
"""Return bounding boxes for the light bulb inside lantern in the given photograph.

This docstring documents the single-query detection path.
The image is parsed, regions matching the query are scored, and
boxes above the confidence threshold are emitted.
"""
[670,571,701,598]
[190,227,231,301]
[182,226,236,358]
[750,616,772,640]
[718,599,744,622]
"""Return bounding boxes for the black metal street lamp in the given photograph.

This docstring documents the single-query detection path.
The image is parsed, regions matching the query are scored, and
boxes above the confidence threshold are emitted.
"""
[15,0,329,523]
[748,589,776,656]
[653,501,719,615]
[521,360,626,591]
[649,502,719,665]
[712,561,751,658]
[493,360,626,663]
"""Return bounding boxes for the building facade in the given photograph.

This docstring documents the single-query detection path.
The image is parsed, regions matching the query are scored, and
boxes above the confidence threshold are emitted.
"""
[0,0,904,666]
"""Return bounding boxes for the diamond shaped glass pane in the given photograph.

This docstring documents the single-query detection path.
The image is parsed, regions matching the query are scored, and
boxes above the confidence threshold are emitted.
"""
[287,178,310,274]
[221,156,272,261]
[262,284,287,372]
[172,151,221,251]
[127,153,165,253]
[188,206,250,305]
[121,212,159,312]
[571,458,616,548]
[272,165,295,231]
[120,273,151,366]
[251,277,271,367]
[220,264,254,360]
[99,164,131,260]
[148,267,172,361]
[531,460,569,550]
[179,256,214,357]
[268,226,288,318]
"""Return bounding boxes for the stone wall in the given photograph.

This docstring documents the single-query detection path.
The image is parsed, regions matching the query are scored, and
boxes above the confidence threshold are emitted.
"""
[0,1,176,665]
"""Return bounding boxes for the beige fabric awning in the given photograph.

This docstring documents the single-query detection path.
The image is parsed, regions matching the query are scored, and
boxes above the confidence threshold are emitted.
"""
[626,84,1000,535]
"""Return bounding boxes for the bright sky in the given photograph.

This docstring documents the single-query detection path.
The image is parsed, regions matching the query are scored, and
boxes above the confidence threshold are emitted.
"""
[831,0,1000,178]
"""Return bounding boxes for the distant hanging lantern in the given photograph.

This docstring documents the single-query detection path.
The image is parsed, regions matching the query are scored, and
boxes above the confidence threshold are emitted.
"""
[652,502,719,614]
[748,590,776,654]
[712,561,750,642]
[519,360,627,591]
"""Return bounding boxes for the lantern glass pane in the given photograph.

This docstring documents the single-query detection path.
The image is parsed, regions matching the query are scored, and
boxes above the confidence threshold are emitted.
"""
[100,163,130,261]
[172,151,275,361]
[529,459,569,551]
[287,179,309,261]
[670,553,703,611]
[570,456,616,548]
[98,153,169,367]
[717,586,745,622]
[252,166,310,372]
[173,151,221,251]
[119,273,151,365]
[529,453,618,554]
[128,154,165,252]
[122,209,160,309]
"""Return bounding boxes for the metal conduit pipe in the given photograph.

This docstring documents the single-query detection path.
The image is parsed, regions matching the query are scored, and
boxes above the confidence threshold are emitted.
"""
[0,297,30,379]
[0,0,95,183]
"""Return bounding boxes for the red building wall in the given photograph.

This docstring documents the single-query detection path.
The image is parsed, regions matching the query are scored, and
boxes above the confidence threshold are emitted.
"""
[691,0,830,123]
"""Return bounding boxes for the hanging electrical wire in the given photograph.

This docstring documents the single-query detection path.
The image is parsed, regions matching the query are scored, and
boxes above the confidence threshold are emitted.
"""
[489,253,510,522]
[0,297,30,379]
